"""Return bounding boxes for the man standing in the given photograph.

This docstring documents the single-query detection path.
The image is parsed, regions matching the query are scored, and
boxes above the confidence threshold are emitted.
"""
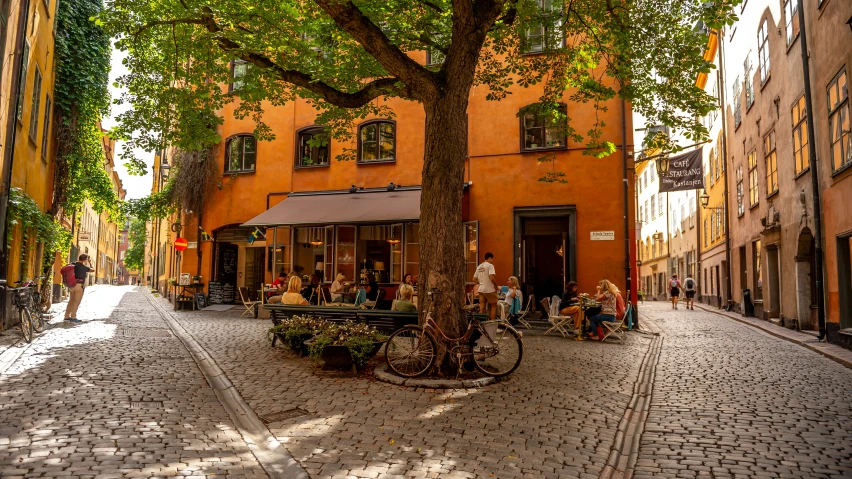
[64,254,92,323]
[683,274,697,310]
[474,252,499,321]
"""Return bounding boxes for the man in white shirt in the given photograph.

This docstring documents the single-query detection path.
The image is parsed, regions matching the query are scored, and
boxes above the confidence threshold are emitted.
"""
[474,252,499,321]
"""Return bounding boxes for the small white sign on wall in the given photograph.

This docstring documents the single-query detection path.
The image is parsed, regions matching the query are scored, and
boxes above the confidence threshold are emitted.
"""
[187,242,198,249]
[590,231,615,241]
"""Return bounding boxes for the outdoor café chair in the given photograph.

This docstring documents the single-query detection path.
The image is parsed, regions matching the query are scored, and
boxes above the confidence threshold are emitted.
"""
[543,297,574,337]
[238,287,261,319]
[601,303,632,344]
[513,296,532,329]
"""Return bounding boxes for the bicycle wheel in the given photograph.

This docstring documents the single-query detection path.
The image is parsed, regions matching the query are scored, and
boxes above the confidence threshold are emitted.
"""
[19,308,33,343]
[385,326,436,378]
[473,323,523,378]
[31,295,45,333]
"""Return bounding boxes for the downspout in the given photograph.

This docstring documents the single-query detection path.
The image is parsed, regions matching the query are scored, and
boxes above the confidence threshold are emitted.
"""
[621,99,634,323]
[696,192,702,302]
[0,0,32,281]
[717,29,734,311]
[196,212,203,278]
[797,0,826,339]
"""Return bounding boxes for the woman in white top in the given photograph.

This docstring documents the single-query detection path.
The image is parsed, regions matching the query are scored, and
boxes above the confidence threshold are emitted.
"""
[499,276,521,319]
[330,273,346,302]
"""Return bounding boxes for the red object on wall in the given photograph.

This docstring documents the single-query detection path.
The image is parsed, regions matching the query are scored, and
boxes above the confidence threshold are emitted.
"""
[174,237,188,251]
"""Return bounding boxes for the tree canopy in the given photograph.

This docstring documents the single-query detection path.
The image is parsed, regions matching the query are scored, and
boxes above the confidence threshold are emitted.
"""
[102,0,739,171]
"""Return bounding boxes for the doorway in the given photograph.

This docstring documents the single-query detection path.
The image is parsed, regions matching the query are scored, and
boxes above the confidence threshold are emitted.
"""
[244,247,265,301]
[795,228,816,329]
[513,207,576,304]
[838,234,852,330]
[216,243,239,286]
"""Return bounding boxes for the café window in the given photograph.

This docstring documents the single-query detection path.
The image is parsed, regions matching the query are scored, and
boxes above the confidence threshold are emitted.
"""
[296,126,330,167]
[405,223,420,279]
[355,224,403,284]
[521,103,567,151]
[358,120,396,163]
[225,134,257,173]
[293,226,331,281]
[268,226,292,275]
[336,226,356,283]
[464,221,479,281]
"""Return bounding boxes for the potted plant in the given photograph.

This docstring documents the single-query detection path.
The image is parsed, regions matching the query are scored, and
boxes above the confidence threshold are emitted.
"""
[167,277,177,285]
[306,321,386,368]
[268,315,325,355]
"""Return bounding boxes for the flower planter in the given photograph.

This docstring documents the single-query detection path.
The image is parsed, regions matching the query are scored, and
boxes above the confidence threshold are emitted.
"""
[305,340,385,368]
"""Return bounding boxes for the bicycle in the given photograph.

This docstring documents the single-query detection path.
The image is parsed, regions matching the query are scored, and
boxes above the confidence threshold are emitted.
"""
[16,277,46,333]
[0,279,35,343]
[385,289,524,379]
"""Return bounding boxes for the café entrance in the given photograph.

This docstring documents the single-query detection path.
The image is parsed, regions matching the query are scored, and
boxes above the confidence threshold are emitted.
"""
[513,206,576,304]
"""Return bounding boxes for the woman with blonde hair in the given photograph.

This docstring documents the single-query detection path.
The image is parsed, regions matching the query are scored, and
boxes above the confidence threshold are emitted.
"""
[330,273,346,303]
[586,279,619,340]
[279,276,308,305]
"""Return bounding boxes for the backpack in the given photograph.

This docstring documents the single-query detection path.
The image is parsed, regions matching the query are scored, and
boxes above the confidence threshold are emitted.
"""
[685,278,695,291]
[670,279,679,288]
[60,264,77,288]
[615,292,626,319]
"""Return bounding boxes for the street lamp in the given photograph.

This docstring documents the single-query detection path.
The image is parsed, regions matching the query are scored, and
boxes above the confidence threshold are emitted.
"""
[700,189,710,209]
[655,155,670,175]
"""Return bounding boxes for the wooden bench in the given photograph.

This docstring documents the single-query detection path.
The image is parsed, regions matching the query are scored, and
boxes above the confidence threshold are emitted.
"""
[265,304,418,334]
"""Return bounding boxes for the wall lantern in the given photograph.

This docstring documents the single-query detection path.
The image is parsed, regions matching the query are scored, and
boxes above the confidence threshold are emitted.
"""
[655,155,670,175]
[700,190,711,209]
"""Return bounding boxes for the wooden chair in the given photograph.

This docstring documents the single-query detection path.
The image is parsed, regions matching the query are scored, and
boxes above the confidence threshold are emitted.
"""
[601,303,632,344]
[238,287,261,319]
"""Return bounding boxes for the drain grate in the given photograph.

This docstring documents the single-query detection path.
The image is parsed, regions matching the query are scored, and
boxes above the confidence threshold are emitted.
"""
[130,401,163,409]
[258,408,309,424]
[119,328,173,338]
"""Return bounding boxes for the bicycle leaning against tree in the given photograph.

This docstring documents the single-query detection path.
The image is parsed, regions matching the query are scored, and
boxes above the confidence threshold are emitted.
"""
[385,289,524,379]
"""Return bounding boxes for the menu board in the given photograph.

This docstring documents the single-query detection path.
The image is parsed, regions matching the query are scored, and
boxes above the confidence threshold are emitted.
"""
[208,281,236,304]
[223,283,235,304]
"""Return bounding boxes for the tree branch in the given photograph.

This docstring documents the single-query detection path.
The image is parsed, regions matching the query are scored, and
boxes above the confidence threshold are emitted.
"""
[132,18,206,40]
[420,0,445,13]
[311,0,437,97]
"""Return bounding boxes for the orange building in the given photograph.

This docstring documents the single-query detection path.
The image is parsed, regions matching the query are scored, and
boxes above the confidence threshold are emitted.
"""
[173,64,637,308]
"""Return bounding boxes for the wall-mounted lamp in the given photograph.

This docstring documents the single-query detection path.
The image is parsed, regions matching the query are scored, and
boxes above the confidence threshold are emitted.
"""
[700,190,710,209]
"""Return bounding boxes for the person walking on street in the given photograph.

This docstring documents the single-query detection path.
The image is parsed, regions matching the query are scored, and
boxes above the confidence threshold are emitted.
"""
[683,274,697,310]
[474,252,500,321]
[669,274,682,310]
[64,254,92,322]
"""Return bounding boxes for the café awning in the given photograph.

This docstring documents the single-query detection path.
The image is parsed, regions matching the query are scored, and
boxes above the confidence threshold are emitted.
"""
[241,189,421,227]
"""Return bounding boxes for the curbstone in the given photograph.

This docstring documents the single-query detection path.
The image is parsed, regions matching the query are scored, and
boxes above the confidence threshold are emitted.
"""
[373,363,495,389]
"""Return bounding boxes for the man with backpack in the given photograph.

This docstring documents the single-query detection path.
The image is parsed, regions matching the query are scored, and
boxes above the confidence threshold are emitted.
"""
[683,274,697,310]
[61,254,92,323]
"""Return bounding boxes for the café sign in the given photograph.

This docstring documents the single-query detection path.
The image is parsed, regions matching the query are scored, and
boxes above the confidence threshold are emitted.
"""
[659,148,705,192]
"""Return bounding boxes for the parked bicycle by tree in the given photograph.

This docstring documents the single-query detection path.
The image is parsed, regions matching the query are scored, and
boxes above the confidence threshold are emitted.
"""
[385,289,524,379]
[0,279,39,343]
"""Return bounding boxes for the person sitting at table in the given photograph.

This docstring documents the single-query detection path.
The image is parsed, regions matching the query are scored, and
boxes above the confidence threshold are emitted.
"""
[396,273,414,300]
[393,284,417,312]
[268,276,308,305]
[303,274,321,305]
[499,276,521,321]
[365,273,380,302]
[271,271,287,291]
[330,273,346,303]
[560,281,585,341]
[587,279,619,341]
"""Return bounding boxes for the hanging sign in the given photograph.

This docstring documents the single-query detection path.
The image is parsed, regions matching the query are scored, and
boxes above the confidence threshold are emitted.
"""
[174,237,189,251]
[659,148,705,192]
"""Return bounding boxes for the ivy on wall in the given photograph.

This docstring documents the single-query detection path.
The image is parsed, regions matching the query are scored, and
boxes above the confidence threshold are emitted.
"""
[6,188,73,276]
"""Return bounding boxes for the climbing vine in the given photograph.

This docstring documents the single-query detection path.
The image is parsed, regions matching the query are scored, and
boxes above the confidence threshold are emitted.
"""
[6,188,73,276]
[51,0,118,219]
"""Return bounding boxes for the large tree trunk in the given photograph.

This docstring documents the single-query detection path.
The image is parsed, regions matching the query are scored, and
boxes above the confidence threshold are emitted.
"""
[419,92,470,374]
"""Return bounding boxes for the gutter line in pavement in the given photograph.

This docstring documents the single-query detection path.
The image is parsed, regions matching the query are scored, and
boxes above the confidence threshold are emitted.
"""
[144,289,309,479]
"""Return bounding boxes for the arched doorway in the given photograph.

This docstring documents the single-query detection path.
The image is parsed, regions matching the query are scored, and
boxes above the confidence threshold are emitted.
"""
[795,228,816,330]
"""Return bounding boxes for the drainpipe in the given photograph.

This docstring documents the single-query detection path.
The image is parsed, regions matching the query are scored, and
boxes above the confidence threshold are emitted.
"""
[621,99,634,324]
[0,0,32,284]
[717,30,734,311]
[797,0,826,340]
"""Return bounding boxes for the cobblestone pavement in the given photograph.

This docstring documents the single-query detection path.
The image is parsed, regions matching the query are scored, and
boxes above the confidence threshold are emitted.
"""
[168,299,652,479]
[0,286,268,478]
[634,301,852,479]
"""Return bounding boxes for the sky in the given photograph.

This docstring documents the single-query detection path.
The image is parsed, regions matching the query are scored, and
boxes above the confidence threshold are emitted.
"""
[102,46,153,200]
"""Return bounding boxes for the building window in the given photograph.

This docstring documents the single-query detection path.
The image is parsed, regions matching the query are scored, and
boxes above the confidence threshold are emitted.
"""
[650,163,656,182]
[710,147,716,185]
[358,120,396,163]
[296,127,329,167]
[16,40,29,121]
[520,103,567,150]
[718,131,725,173]
[784,0,799,46]
[791,94,809,174]
[225,134,257,172]
[733,76,742,128]
[748,150,759,207]
[28,66,42,141]
[757,20,770,83]
[689,202,695,228]
[827,69,850,172]
[644,200,649,223]
[680,204,686,232]
[650,194,656,218]
[643,171,648,188]
[41,94,51,158]
[764,130,778,195]
[736,165,744,216]
[522,0,564,54]
[711,211,716,241]
[744,53,754,109]
[704,219,708,247]
[639,206,643,224]
[230,60,247,92]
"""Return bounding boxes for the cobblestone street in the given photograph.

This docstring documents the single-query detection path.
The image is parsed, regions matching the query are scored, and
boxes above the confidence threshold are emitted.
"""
[1,286,851,478]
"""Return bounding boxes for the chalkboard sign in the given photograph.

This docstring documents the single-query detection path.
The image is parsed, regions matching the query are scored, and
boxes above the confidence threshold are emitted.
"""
[207,281,235,304]
[195,293,207,310]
